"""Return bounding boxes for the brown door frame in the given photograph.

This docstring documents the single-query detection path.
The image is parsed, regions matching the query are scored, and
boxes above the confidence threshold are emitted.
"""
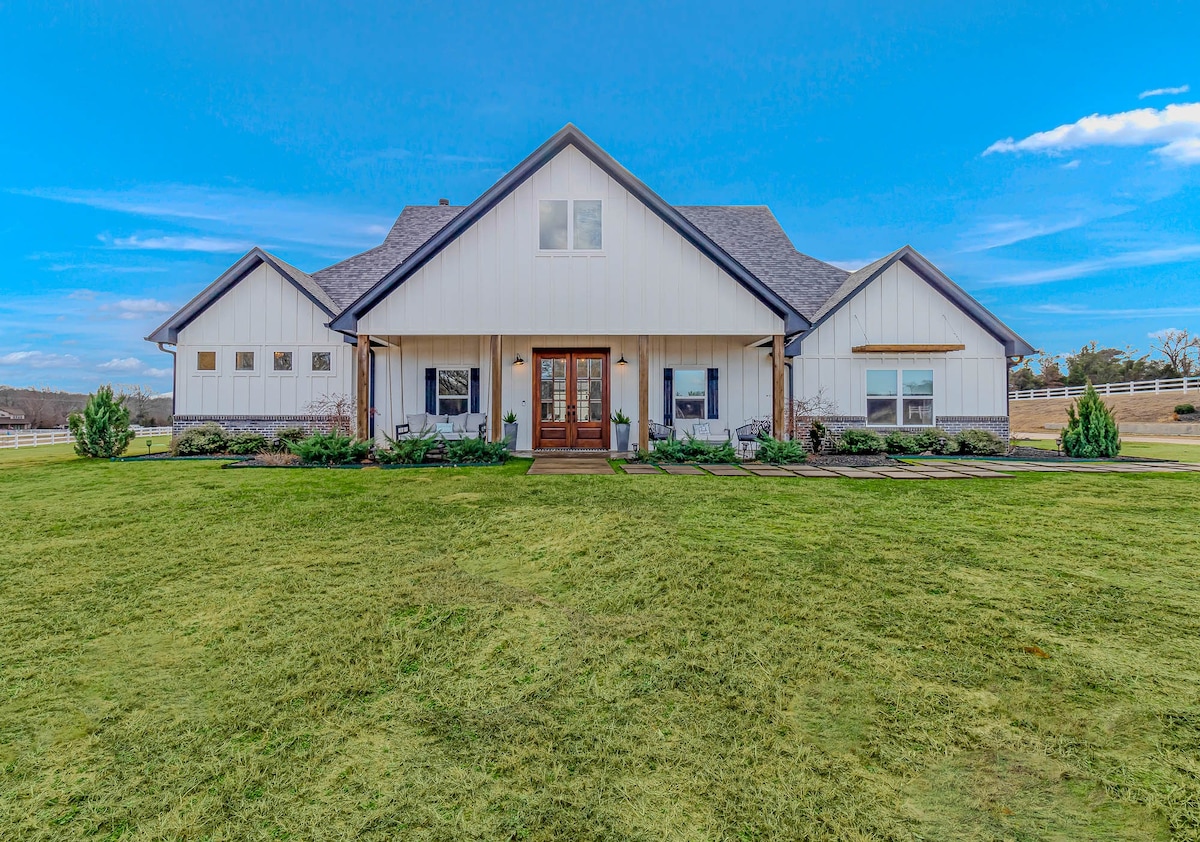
[532,348,610,450]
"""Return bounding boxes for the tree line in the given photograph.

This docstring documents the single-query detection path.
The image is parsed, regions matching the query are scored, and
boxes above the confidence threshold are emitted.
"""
[0,384,171,429]
[1010,329,1200,391]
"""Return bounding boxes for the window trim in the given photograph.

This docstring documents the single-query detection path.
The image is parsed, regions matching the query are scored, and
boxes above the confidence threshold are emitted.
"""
[672,367,709,422]
[234,350,256,372]
[436,366,471,416]
[270,349,295,375]
[866,368,935,427]
[196,350,217,372]
[310,350,334,375]
[537,198,604,253]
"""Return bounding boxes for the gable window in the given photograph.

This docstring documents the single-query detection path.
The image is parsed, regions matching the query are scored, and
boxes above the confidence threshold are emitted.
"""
[866,369,934,426]
[437,368,469,415]
[538,199,602,251]
[311,351,331,372]
[273,351,293,372]
[673,369,707,420]
[196,351,216,371]
[235,351,255,371]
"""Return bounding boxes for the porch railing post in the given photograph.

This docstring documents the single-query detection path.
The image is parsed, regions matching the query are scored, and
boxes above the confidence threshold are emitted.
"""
[772,334,785,441]
[356,334,370,440]
[490,335,503,443]
[637,335,649,452]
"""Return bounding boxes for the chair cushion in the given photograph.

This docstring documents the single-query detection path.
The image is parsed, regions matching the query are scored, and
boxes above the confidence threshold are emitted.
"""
[465,412,487,434]
[448,413,469,432]
[435,421,455,434]
[405,413,430,432]
[693,422,711,438]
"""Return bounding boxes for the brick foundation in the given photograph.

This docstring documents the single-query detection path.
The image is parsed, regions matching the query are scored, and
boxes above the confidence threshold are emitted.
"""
[797,415,1010,452]
[172,415,337,438]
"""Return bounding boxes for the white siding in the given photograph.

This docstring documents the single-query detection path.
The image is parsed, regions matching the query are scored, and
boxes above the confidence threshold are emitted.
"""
[174,263,353,415]
[793,261,1008,419]
[359,144,783,337]
[374,335,776,449]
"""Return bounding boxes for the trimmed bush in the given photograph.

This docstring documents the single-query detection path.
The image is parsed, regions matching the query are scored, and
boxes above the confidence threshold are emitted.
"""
[638,438,685,463]
[270,427,307,453]
[913,428,956,454]
[444,437,510,464]
[68,386,136,458]
[1175,403,1196,415]
[954,429,1006,456]
[756,435,807,464]
[227,433,268,455]
[377,430,440,465]
[289,431,370,465]
[1062,384,1121,458]
[883,431,922,455]
[835,428,885,455]
[172,422,228,456]
[683,435,739,464]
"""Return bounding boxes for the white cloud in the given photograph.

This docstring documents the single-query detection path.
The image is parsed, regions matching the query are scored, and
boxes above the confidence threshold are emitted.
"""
[984,102,1200,164]
[957,215,1091,253]
[116,298,172,314]
[0,351,81,368]
[1139,85,1190,99]
[98,357,143,371]
[48,262,167,273]
[1028,303,1200,318]
[985,243,1200,286]
[144,368,173,379]
[828,258,873,271]
[101,234,253,253]
[1148,327,1185,338]
[1061,159,1081,169]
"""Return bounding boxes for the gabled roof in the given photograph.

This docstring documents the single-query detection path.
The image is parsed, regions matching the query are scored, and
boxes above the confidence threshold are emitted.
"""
[786,245,1036,357]
[328,124,810,334]
[146,247,338,344]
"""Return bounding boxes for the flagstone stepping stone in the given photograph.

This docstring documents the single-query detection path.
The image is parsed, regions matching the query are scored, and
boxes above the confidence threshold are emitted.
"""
[744,466,794,476]
[700,465,751,476]
[786,468,840,477]
[620,463,662,474]
[660,464,706,475]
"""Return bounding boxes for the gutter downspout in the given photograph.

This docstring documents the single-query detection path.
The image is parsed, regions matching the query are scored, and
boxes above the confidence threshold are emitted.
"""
[156,342,177,419]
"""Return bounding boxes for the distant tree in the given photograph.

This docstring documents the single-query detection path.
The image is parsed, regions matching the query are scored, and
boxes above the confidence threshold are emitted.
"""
[1040,356,1066,389]
[1065,342,1170,386]
[116,383,157,426]
[1009,362,1042,391]
[1150,329,1199,377]
[68,386,136,458]
[1061,382,1121,458]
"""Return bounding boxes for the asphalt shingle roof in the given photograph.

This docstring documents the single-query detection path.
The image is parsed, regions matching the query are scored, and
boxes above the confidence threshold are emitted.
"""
[807,247,903,324]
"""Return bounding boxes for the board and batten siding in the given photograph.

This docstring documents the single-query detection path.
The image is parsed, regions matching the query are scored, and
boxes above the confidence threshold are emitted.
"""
[793,261,1008,418]
[173,262,353,416]
[358,144,784,337]
[373,335,776,449]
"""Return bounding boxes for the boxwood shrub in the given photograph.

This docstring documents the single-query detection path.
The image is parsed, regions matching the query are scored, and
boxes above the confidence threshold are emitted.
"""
[835,428,885,455]
[1176,403,1195,415]
[954,428,1006,455]
[227,432,268,455]
[172,422,228,456]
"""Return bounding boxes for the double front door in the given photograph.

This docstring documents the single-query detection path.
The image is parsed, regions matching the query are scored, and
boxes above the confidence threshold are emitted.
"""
[533,350,609,450]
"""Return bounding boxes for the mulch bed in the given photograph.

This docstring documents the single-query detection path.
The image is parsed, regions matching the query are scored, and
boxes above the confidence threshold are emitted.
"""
[806,453,898,467]
[1005,445,1149,462]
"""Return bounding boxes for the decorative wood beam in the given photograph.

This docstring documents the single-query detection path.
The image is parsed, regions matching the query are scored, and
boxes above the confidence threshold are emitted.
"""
[490,335,503,442]
[851,343,966,353]
[772,334,785,441]
[637,335,649,452]
[355,334,370,440]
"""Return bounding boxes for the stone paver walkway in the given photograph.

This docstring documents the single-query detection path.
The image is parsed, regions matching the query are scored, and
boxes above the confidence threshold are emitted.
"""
[527,457,614,475]
[603,458,1200,479]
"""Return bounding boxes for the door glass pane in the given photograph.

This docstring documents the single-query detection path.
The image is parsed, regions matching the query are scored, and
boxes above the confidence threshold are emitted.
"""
[573,200,602,249]
[902,370,934,396]
[540,357,567,422]
[867,398,897,425]
[553,359,565,378]
[539,200,568,249]
[577,358,588,378]
[866,369,897,396]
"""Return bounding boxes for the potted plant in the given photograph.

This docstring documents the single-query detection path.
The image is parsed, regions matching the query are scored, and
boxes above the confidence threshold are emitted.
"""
[502,410,518,451]
[611,408,631,452]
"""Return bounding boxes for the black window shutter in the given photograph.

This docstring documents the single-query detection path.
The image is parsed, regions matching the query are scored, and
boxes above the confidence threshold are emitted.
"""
[469,368,480,413]
[425,368,436,414]
[663,368,673,426]
[707,368,719,419]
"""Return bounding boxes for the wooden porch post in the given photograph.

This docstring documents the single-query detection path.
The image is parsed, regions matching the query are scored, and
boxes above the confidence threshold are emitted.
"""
[490,335,502,442]
[356,334,370,440]
[772,333,785,441]
[637,335,649,452]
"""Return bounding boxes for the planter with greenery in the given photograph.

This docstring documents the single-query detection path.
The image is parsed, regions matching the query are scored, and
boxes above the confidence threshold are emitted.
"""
[502,410,518,451]
[1062,383,1121,458]
[611,409,631,452]
[69,385,136,458]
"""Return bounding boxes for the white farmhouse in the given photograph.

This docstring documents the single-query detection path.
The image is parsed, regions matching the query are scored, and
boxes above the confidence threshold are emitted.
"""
[148,124,1033,451]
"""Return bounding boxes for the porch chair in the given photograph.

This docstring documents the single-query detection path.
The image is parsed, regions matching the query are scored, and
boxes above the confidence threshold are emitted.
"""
[735,418,772,458]
[688,421,731,446]
[648,421,675,448]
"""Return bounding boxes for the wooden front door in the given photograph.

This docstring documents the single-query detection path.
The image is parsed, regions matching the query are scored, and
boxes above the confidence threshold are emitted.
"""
[533,350,609,450]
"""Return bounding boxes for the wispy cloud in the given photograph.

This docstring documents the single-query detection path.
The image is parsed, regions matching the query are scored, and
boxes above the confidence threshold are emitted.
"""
[984,102,1200,164]
[0,350,82,369]
[115,298,172,314]
[144,368,172,379]
[101,233,253,253]
[828,258,873,271]
[985,244,1200,286]
[1028,303,1200,319]
[98,357,143,371]
[1139,85,1190,99]
[957,215,1092,253]
[47,262,168,273]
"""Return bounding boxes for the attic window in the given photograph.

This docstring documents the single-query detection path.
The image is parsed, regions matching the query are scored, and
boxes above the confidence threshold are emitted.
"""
[539,200,602,251]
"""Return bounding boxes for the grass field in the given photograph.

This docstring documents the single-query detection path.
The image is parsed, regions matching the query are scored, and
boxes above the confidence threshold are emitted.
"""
[1012,436,1200,463]
[2,446,1200,840]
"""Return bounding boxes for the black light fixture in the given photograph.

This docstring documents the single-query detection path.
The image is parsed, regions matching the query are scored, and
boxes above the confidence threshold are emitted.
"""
[616,354,628,367]
[513,353,525,366]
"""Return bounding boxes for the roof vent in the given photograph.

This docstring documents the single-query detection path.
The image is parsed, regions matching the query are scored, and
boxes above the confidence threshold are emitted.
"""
[438,197,449,206]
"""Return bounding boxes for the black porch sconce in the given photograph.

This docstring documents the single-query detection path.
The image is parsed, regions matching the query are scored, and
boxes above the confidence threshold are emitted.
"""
[616,354,628,367]
[513,353,525,367]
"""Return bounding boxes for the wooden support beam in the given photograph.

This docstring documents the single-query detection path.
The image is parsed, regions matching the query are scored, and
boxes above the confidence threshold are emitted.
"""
[851,343,965,353]
[490,335,502,442]
[637,335,649,452]
[355,334,370,440]
[772,334,785,441]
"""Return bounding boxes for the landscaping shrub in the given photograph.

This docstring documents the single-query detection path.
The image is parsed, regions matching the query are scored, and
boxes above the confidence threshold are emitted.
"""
[883,431,922,455]
[227,433,268,455]
[1175,403,1195,415]
[835,428,885,455]
[376,430,440,465]
[682,434,739,464]
[755,434,807,464]
[270,427,307,453]
[172,422,229,456]
[68,385,136,458]
[808,419,829,453]
[288,430,370,465]
[1062,383,1121,458]
[913,428,956,454]
[638,437,685,463]
[954,428,1006,456]
[445,437,510,464]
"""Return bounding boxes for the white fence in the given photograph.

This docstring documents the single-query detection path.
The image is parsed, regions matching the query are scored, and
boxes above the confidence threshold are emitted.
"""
[0,426,172,450]
[1010,376,1200,401]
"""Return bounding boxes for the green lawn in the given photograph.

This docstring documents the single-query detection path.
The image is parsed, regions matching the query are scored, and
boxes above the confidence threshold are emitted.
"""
[2,449,1199,840]
[1013,436,1200,463]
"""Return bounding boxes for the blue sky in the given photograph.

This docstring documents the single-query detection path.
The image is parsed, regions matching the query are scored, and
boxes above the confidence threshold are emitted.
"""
[2,1,1198,393]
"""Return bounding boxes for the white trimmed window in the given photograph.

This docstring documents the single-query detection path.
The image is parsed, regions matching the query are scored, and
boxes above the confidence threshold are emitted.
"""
[673,369,707,420]
[437,368,470,415]
[538,199,602,250]
[235,351,255,371]
[196,351,216,371]
[311,351,332,372]
[866,369,934,426]
[273,351,293,372]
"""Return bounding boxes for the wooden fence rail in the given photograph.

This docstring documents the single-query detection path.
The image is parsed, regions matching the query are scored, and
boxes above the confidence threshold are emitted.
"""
[0,427,172,450]
[1010,377,1200,401]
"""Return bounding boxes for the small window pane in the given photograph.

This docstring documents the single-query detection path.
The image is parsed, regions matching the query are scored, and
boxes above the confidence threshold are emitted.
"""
[903,370,934,396]
[235,351,255,371]
[866,369,896,396]
[675,399,706,420]
[438,369,469,397]
[673,369,706,399]
[438,398,468,416]
[311,351,331,372]
[903,399,934,425]
[539,200,568,249]
[196,351,216,371]
[273,351,293,371]
[573,200,602,249]
[867,398,897,425]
